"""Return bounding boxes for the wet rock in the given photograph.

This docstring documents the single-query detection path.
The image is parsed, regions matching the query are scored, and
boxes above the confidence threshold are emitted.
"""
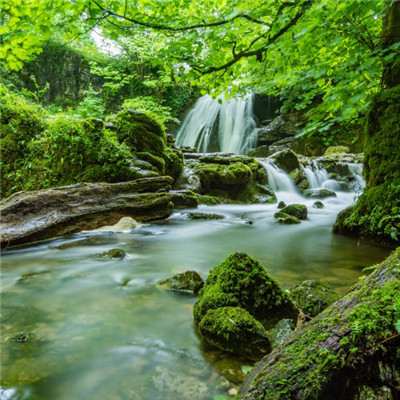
[89,217,140,232]
[170,190,199,209]
[256,115,299,146]
[277,201,286,209]
[0,176,174,248]
[247,145,270,157]
[267,319,295,349]
[185,212,224,220]
[10,331,34,343]
[194,252,298,330]
[157,271,204,295]
[303,188,337,199]
[274,212,301,225]
[269,150,300,174]
[180,145,198,153]
[280,204,307,220]
[324,146,350,155]
[174,165,202,192]
[313,201,325,209]
[196,195,222,205]
[101,249,127,259]
[289,280,339,317]
[152,366,211,400]
[199,307,271,360]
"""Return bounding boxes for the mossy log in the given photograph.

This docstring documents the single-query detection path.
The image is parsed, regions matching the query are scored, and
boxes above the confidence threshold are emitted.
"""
[0,176,174,249]
[238,248,400,400]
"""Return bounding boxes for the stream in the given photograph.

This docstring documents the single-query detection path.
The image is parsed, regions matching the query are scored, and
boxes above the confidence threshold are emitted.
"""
[1,169,391,400]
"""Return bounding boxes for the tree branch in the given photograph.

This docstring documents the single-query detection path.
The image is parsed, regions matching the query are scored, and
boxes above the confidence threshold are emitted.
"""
[89,0,271,31]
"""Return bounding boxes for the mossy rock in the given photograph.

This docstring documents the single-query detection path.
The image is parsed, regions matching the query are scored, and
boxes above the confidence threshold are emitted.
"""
[137,151,166,174]
[193,252,298,329]
[289,280,339,317]
[170,190,199,209]
[313,201,325,209]
[164,147,184,180]
[274,212,301,225]
[280,204,307,220]
[101,248,127,259]
[196,195,222,205]
[186,212,224,220]
[199,306,271,360]
[324,146,350,155]
[277,201,286,209]
[271,150,300,173]
[10,331,35,343]
[266,318,295,349]
[157,270,204,295]
[110,109,166,156]
[303,189,337,199]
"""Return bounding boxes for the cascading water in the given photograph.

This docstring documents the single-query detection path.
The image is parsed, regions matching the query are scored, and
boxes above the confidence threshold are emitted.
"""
[175,94,258,154]
[303,160,330,189]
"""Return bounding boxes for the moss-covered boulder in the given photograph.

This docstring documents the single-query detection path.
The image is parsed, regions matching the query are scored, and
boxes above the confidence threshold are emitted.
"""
[170,190,199,209]
[289,280,340,317]
[270,150,300,173]
[101,249,127,259]
[186,212,224,220]
[274,212,301,225]
[303,188,337,199]
[199,307,271,360]
[193,253,298,329]
[157,271,204,295]
[324,146,350,155]
[289,168,309,190]
[280,204,307,220]
[313,201,325,209]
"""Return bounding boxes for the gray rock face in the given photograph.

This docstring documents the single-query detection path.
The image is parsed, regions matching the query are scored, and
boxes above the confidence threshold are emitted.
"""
[0,177,174,248]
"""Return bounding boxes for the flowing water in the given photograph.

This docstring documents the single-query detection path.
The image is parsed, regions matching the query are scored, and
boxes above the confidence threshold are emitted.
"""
[0,162,391,400]
[175,94,258,154]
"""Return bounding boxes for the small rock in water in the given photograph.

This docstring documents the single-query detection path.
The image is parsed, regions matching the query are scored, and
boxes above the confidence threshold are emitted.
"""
[277,201,286,209]
[280,204,307,220]
[89,217,140,232]
[274,212,301,225]
[10,331,33,343]
[303,189,336,199]
[157,271,204,295]
[101,248,127,259]
[185,212,224,220]
[313,201,325,209]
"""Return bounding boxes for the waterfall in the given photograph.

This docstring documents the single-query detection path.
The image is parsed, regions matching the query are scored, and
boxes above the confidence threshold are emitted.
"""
[348,163,365,191]
[175,94,258,154]
[303,160,330,189]
[259,160,304,203]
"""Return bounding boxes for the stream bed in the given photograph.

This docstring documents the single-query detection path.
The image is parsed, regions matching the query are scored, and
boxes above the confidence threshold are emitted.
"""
[0,191,391,400]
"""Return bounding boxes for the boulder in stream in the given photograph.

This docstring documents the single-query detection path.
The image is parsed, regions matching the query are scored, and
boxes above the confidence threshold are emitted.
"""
[185,212,224,220]
[274,212,301,225]
[0,176,174,248]
[101,249,127,259]
[303,188,337,199]
[193,252,298,330]
[199,306,271,360]
[157,271,204,295]
[280,204,308,220]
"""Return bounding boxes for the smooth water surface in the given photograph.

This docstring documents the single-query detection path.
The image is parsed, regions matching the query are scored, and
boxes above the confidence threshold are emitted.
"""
[0,193,390,400]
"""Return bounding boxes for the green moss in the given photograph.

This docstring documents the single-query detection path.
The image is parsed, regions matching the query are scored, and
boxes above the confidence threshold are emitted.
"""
[164,147,184,180]
[193,252,298,329]
[157,270,204,295]
[186,212,224,220]
[289,280,339,317]
[280,204,308,220]
[199,306,271,360]
[274,212,301,224]
[324,146,350,155]
[137,151,166,174]
[239,249,400,399]
[101,248,127,259]
[196,194,222,205]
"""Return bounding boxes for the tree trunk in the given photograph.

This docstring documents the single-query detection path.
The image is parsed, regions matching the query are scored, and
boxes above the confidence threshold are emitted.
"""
[333,1,400,245]
[237,248,400,400]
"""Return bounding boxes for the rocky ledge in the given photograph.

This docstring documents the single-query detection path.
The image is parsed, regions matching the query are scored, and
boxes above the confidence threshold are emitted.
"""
[0,176,174,249]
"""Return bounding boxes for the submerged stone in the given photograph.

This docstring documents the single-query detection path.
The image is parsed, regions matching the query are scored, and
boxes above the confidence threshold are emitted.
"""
[274,212,301,225]
[289,279,339,317]
[157,271,204,295]
[199,307,271,360]
[186,212,224,220]
[10,331,34,343]
[193,252,298,330]
[313,201,325,209]
[303,188,337,199]
[101,248,127,259]
[280,204,307,220]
